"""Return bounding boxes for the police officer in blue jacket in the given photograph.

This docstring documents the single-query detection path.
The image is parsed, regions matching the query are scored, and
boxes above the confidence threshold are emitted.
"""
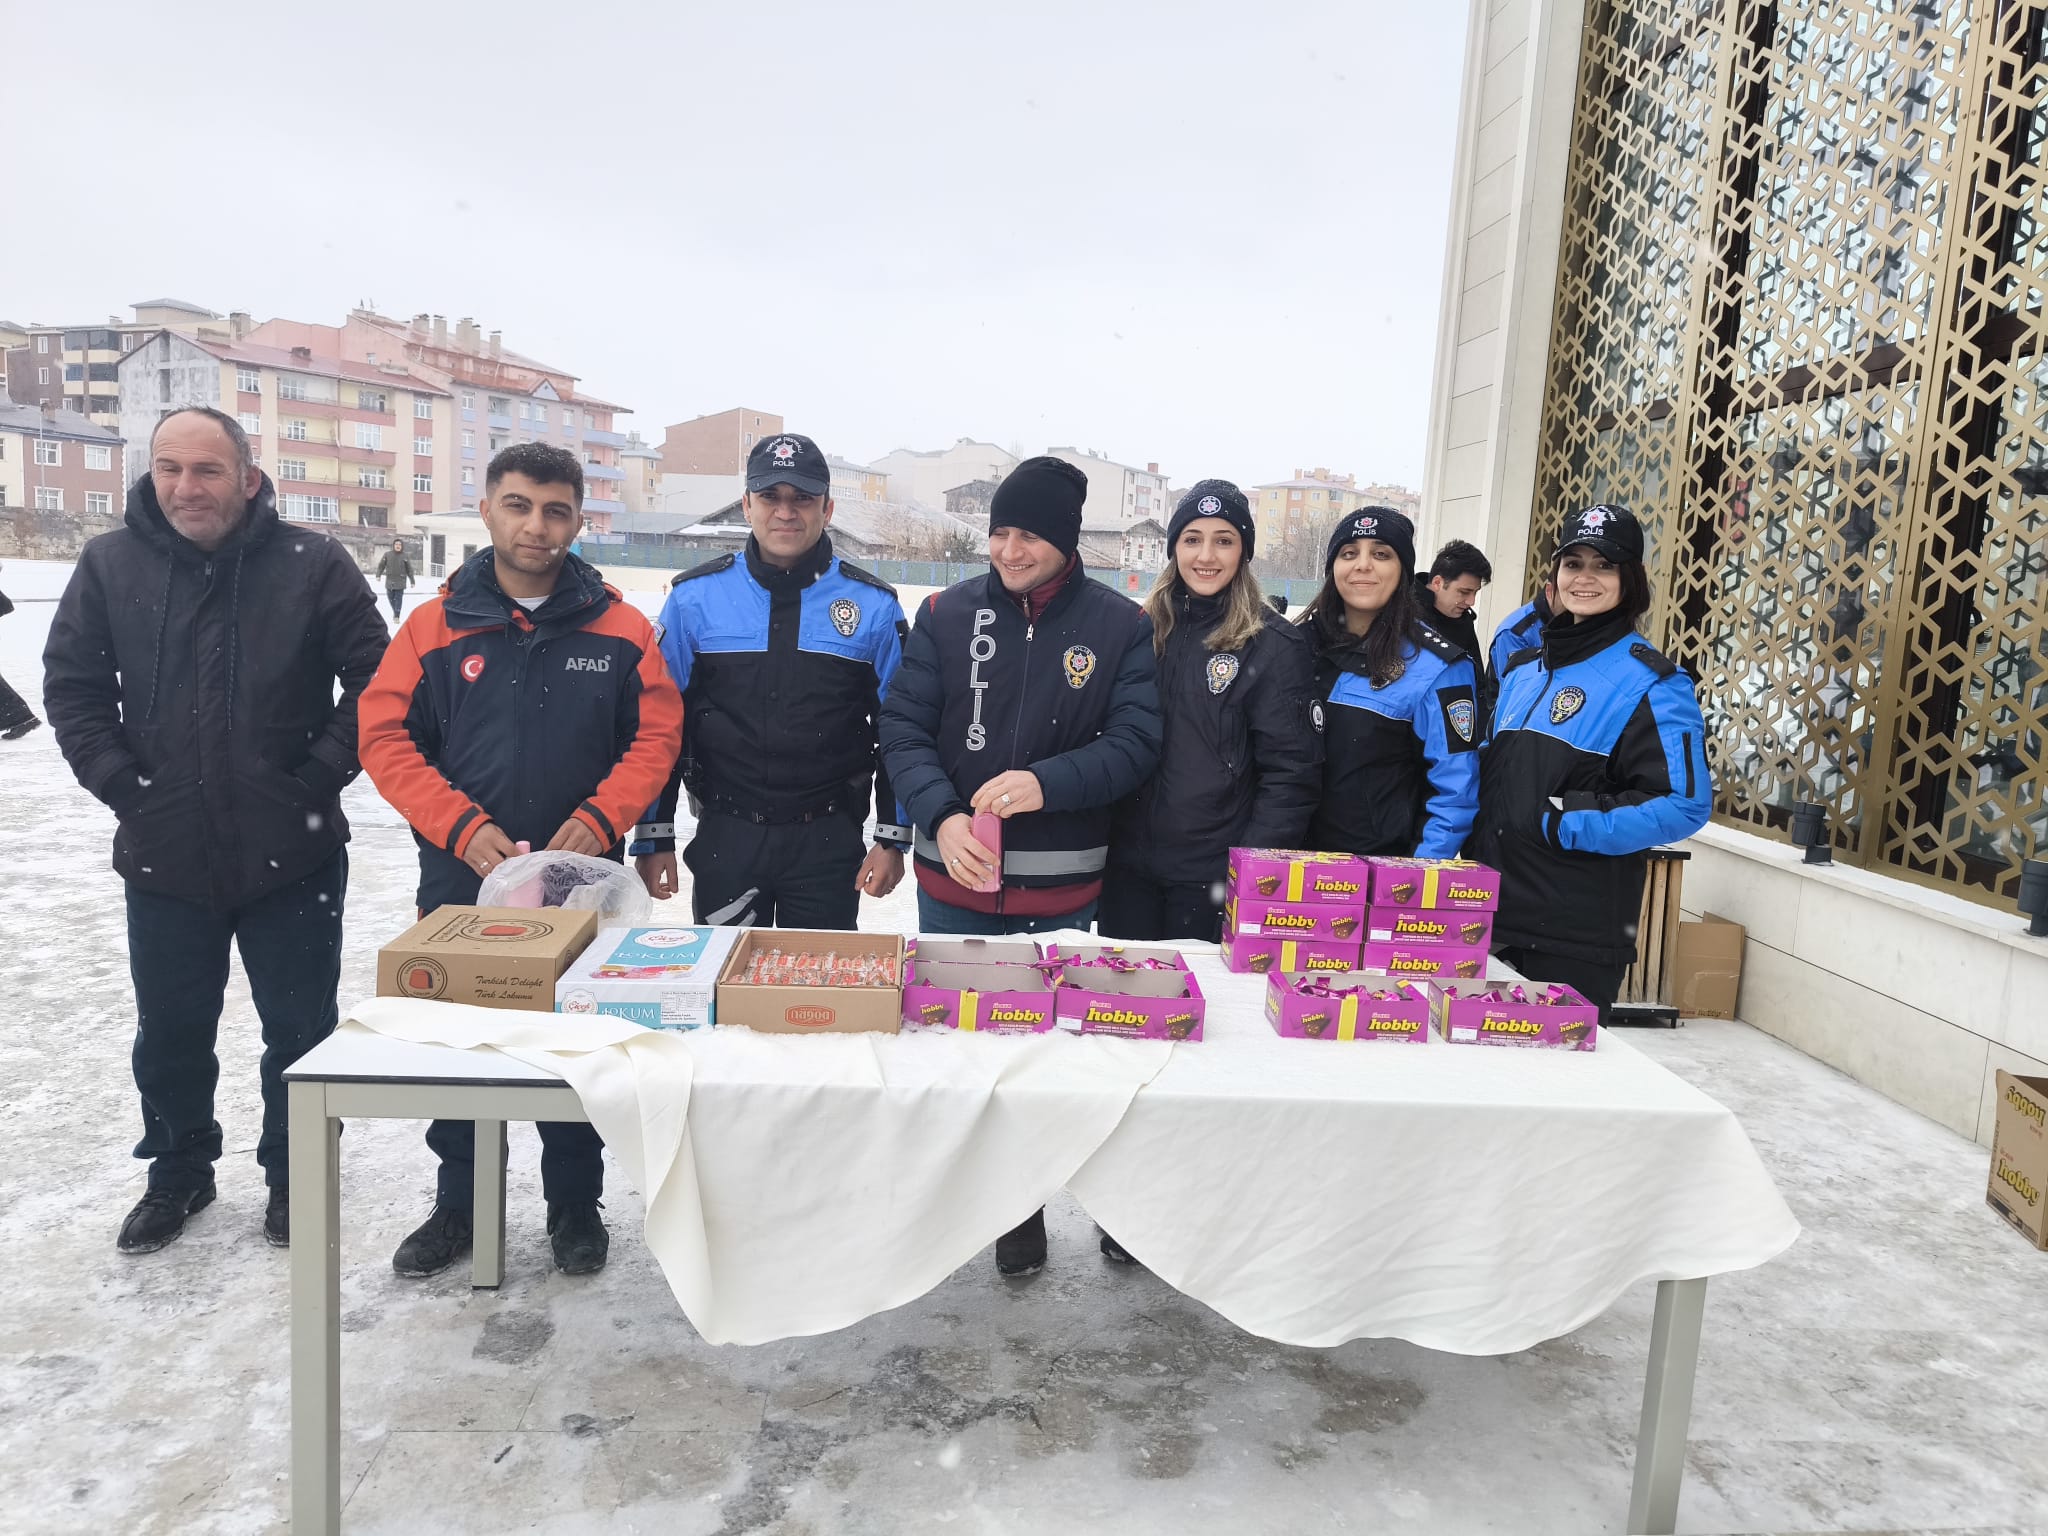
[1467,505,1713,1020]
[630,433,910,927]
[1483,582,1552,729]
[1300,507,1479,859]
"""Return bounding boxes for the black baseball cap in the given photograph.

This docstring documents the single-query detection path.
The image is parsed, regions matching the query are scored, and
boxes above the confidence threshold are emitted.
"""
[1556,503,1645,564]
[746,433,830,497]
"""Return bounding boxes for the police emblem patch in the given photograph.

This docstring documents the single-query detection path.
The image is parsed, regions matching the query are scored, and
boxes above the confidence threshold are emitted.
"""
[1206,653,1240,694]
[1551,686,1587,725]
[829,597,860,637]
[1062,645,1097,689]
[1447,699,1475,742]
[771,438,797,462]
[1198,494,1222,515]
[1310,699,1325,732]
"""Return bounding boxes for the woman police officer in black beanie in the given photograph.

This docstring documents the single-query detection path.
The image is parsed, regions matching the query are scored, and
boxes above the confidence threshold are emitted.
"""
[1099,481,1321,941]
[1466,504,1713,1021]
[1299,506,1480,858]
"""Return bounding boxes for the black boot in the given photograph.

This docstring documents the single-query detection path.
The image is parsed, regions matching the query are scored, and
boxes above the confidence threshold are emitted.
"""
[392,1203,472,1277]
[996,1208,1047,1277]
[118,1178,217,1254]
[0,716,39,741]
[264,1186,290,1247]
[1098,1226,1138,1265]
[547,1201,609,1275]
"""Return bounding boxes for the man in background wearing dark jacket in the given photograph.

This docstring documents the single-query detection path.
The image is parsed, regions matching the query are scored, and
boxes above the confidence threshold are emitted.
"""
[374,538,414,620]
[44,407,389,1254]
[1415,538,1492,661]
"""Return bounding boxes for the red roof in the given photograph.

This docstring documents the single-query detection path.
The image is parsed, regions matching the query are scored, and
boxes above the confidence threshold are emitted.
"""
[173,333,450,396]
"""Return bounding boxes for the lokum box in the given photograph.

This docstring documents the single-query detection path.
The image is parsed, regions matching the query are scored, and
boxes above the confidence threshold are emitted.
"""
[1366,906,1494,948]
[1050,944,1205,1042]
[714,929,905,1034]
[554,925,743,1030]
[1433,981,1600,1051]
[1226,848,1373,905]
[1264,971,1431,1042]
[1366,858,1503,911]
[378,906,599,1010]
[901,937,1057,1033]
[1356,940,1488,979]
[1220,933,1361,975]
[1224,896,1364,943]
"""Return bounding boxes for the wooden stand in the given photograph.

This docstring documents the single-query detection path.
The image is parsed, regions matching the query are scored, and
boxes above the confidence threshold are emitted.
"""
[1613,848,1688,1028]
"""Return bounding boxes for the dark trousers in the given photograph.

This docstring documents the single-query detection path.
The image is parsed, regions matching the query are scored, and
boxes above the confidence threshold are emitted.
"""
[385,587,404,619]
[428,1117,605,1213]
[916,888,1097,935]
[1493,945,1627,1026]
[1096,867,1223,944]
[685,808,865,930]
[125,848,347,1192]
[0,669,33,729]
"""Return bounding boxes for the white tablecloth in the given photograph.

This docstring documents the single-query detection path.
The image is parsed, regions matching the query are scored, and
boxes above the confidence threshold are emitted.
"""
[342,933,1797,1353]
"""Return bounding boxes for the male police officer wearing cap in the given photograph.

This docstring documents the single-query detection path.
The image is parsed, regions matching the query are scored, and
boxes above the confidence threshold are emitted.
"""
[631,433,910,925]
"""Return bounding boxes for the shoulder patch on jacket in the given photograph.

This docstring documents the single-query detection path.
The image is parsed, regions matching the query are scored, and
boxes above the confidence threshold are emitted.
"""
[1413,622,1467,665]
[835,560,897,597]
[672,553,735,587]
[1501,645,1542,676]
[1629,641,1678,678]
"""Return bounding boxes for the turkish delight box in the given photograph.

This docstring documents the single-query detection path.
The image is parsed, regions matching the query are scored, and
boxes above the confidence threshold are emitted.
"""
[901,937,1057,1033]
[1050,944,1205,1042]
[379,906,599,1010]
[1226,847,1374,905]
[554,925,743,1030]
[1220,933,1361,975]
[1367,858,1503,911]
[1357,941,1488,979]
[1224,896,1365,944]
[714,929,904,1034]
[1264,971,1432,1042]
[1433,981,1600,1051]
[1366,906,1494,949]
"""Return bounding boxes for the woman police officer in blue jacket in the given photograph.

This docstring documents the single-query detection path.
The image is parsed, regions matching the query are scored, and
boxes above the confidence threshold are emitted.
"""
[1465,504,1713,1020]
[1299,506,1480,858]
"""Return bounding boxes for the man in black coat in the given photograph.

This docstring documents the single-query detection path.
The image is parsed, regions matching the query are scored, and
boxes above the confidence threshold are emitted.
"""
[44,407,389,1255]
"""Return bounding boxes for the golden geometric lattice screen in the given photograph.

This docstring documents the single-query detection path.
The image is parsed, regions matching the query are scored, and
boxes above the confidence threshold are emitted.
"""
[1533,0,2048,907]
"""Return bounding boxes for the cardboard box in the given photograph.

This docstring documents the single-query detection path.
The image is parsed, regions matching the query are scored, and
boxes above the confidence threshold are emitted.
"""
[1366,906,1494,948]
[1357,940,1488,979]
[1672,913,1745,1019]
[1433,981,1599,1051]
[714,929,905,1034]
[554,925,742,1030]
[1224,896,1365,943]
[1051,944,1205,1041]
[1367,858,1503,911]
[379,906,600,1010]
[1264,971,1431,1041]
[1988,1070,2048,1249]
[1227,847,1374,905]
[901,938,1057,1032]
[1220,933,1361,975]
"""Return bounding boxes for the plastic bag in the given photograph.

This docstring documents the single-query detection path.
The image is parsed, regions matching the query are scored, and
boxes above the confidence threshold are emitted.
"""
[477,851,651,925]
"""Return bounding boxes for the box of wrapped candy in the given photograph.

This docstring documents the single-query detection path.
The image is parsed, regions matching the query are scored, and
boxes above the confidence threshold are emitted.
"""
[900,937,1057,1033]
[1220,933,1361,975]
[714,929,905,1034]
[1366,907,1494,948]
[1264,971,1432,1042]
[1049,945,1205,1042]
[554,925,743,1030]
[1227,848,1374,905]
[1356,941,1488,979]
[1433,981,1599,1050]
[1366,858,1503,911]
[1224,896,1364,943]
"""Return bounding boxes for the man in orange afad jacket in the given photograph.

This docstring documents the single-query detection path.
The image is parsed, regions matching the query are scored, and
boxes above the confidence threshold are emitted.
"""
[359,443,682,1281]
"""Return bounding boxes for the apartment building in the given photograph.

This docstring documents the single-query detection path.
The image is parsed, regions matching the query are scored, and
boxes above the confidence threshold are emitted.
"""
[1045,447,1170,529]
[869,439,1016,512]
[4,300,230,430]
[660,408,784,476]
[620,434,664,513]
[0,403,125,515]
[1251,468,1379,560]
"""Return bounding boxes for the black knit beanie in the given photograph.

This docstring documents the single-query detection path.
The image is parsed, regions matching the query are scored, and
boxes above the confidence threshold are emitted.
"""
[989,456,1088,558]
[1325,505,1416,578]
[1167,480,1256,560]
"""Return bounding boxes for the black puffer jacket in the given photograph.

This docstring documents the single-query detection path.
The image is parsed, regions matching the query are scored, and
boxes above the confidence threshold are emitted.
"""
[43,474,390,910]
[1109,593,1322,886]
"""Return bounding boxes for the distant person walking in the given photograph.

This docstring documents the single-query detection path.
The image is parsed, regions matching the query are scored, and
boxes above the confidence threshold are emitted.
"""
[0,565,40,739]
[375,538,414,619]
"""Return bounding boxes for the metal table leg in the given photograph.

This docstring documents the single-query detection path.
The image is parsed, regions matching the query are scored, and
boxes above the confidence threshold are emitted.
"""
[471,1118,508,1288]
[1629,1275,1708,1535]
[289,1080,342,1536]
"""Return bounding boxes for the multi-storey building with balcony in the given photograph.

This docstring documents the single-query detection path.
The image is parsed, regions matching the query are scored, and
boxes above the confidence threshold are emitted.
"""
[5,301,232,431]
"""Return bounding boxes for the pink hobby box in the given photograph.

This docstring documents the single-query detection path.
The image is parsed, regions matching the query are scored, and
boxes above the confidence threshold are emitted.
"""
[1366,906,1495,948]
[1264,971,1432,1042]
[1220,933,1361,976]
[900,937,1056,1033]
[1433,981,1600,1051]
[1357,940,1489,980]
[1049,944,1205,1042]
[1224,896,1365,944]
[1366,858,1503,911]
[1226,847,1374,905]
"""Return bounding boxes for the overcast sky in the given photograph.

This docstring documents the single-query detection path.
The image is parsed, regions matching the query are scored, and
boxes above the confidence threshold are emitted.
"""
[4,1,1467,491]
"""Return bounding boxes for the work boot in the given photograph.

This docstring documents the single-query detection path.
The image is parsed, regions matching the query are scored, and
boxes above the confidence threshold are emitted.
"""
[1098,1226,1138,1265]
[0,716,40,741]
[392,1203,472,1277]
[264,1186,290,1248]
[995,1208,1047,1277]
[118,1178,217,1254]
[547,1201,609,1275]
